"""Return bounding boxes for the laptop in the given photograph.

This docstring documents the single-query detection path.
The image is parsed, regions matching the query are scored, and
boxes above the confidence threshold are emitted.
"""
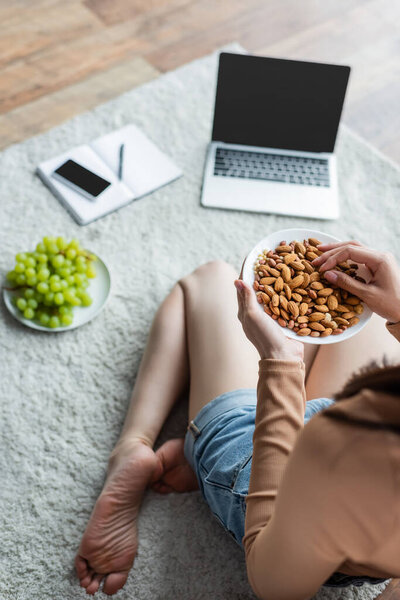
[201,52,351,220]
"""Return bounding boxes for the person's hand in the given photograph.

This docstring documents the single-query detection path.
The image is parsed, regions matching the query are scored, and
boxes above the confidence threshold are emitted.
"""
[311,240,400,324]
[234,259,304,361]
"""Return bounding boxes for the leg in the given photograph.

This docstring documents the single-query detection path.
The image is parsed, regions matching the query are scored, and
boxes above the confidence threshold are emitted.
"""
[178,260,318,422]
[306,312,400,400]
[75,283,191,595]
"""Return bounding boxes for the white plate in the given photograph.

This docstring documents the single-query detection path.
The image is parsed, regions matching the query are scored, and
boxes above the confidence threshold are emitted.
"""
[242,228,372,345]
[3,253,111,333]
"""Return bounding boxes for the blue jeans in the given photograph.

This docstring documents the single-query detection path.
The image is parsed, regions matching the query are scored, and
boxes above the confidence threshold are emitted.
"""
[183,388,389,589]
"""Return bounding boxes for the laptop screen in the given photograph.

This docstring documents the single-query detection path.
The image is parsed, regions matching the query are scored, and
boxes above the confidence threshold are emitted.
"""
[212,53,350,153]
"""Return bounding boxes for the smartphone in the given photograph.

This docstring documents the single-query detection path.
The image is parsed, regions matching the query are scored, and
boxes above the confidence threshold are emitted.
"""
[52,159,111,201]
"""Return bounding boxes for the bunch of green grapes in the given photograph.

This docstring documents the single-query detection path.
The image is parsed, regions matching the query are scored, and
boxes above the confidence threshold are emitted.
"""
[6,236,96,328]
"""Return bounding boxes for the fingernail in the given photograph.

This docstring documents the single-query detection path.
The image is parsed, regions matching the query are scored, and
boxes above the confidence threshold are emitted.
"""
[325,270,338,283]
[234,280,244,291]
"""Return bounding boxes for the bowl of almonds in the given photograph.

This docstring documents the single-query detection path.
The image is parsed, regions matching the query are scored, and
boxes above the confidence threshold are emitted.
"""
[242,228,373,344]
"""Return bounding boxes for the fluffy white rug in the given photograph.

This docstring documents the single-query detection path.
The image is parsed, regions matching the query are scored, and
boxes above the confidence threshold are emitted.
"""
[1,44,399,600]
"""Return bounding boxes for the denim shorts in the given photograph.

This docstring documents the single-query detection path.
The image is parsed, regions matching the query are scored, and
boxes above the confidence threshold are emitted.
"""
[183,388,389,589]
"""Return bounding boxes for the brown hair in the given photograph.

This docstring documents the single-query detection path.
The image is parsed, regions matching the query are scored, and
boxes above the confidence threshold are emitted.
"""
[333,359,400,400]
[322,359,400,433]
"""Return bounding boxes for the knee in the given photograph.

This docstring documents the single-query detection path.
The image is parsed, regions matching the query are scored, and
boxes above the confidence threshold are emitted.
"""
[181,259,237,283]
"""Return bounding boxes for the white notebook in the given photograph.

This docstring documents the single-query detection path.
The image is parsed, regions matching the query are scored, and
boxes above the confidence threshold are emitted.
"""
[36,124,182,225]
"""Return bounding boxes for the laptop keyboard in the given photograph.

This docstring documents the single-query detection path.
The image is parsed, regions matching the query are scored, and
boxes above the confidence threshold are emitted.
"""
[214,148,330,187]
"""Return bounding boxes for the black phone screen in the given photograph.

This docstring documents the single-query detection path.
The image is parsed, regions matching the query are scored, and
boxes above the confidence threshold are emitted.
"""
[54,160,111,197]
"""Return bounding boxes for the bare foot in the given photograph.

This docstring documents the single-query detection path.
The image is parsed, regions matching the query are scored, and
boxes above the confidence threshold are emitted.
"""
[150,437,199,494]
[75,440,163,596]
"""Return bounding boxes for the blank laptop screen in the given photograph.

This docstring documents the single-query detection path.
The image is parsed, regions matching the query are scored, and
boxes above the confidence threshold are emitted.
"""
[212,53,350,153]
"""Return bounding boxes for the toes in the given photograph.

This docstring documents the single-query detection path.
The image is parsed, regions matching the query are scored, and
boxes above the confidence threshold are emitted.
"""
[85,573,104,595]
[75,555,90,580]
[103,572,129,595]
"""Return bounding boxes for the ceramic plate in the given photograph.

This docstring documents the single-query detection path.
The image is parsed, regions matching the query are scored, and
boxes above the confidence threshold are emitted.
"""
[3,253,111,333]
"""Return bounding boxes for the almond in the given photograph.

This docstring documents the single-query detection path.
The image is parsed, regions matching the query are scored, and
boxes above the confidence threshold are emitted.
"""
[269,267,280,277]
[278,317,287,327]
[274,276,284,292]
[294,242,306,255]
[309,272,320,283]
[288,301,300,318]
[308,312,325,322]
[354,304,364,314]
[302,260,314,274]
[292,261,305,271]
[310,322,325,332]
[306,251,319,260]
[335,317,349,326]
[318,305,329,313]
[346,296,361,305]
[280,308,290,321]
[283,283,292,300]
[289,275,304,288]
[271,294,280,307]
[299,302,309,316]
[281,265,291,282]
[275,245,293,253]
[260,277,276,285]
[310,331,321,337]
[300,272,310,288]
[327,295,338,311]
[320,328,333,337]
[283,253,298,265]
[308,237,322,247]
[297,328,311,336]
[349,316,360,326]
[297,316,309,323]
[279,295,288,311]
[342,311,355,320]
[317,288,334,297]
[271,305,280,316]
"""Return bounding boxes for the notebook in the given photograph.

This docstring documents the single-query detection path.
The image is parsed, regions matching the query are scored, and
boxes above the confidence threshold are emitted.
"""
[36,124,182,225]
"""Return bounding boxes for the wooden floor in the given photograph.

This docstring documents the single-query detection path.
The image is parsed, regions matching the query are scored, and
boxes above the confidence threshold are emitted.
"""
[2,0,400,596]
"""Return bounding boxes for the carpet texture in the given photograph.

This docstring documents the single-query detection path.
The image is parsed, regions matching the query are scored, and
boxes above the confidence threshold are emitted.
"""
[1,44,399,600]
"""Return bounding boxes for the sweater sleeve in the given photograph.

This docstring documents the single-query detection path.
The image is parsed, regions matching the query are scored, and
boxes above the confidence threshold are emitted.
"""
[242,359,345,600]
[386,320,400,341]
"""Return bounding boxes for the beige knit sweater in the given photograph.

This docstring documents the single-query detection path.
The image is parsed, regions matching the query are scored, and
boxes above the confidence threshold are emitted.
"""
[243,321,400,600]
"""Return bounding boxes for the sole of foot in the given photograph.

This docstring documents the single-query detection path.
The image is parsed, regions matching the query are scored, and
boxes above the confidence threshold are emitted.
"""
[75,440,162,595]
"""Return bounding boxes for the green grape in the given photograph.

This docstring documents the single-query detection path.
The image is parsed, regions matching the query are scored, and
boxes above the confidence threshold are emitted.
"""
[34,292,44,303]
[6,270,17,281]
[75,263,86,274]
[25,267,36,279]
[71,296,81,306]
[26,276,38,286]
[25,257,36,268]
[61,314,73,326]
[39,312,50,326]
[37,253,48,264]
[52,254,65,268]
[54,292,64,305]
[49,316,60,328]
[86,265,96,278]
[64,289,76,303]
[75,255,86,266]
[66,275,75,285]
[45,291,55,303]
[27,299,38,309]
[81,279,89,289]
[37,268,50,281]
[58,267,70,278]
[69,238,80,250]
[36,242,46,253]
[56,237,67,250]
[59,305,72,315]
[23,307,35,320]
[50,281,62,292]
[16,298,27,311]
[24,289,35,299]
[64,259,72,268]
[16,274,26,285]
[16,252,27,262]
[37,282,49,294]
[81,293,92,307]
[15,262,25,273]
[74,273,84,285]
[66,248,76,260]
[49,274,60,283]
[60,279,68,290]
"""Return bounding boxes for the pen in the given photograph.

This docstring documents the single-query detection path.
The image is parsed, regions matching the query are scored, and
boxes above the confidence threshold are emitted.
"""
[118,143,125,180]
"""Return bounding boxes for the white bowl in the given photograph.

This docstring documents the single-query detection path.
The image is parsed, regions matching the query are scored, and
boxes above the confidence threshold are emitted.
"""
[242,228,372,345]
